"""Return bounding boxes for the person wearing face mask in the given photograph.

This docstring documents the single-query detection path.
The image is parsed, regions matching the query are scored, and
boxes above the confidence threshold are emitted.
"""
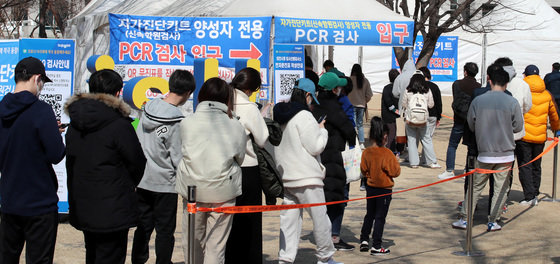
[0,57,66,264]
[273,78,343,264]
[312,72,357,252]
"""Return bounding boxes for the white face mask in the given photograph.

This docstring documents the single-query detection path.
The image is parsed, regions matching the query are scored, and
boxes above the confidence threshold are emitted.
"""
[334,87,342,96]
[35,76,44,96]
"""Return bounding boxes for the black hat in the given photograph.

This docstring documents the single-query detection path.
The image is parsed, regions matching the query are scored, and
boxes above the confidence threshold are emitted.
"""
[523,64,539,76]
[15,57,53,83]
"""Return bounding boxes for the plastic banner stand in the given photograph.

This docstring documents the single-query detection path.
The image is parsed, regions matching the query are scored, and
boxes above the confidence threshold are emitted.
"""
[86,55,115,73]
[193,58,219,110]
[235,59,261,102]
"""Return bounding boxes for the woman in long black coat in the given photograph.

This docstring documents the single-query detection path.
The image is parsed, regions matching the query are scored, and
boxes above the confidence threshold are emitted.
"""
[312,72,356,250]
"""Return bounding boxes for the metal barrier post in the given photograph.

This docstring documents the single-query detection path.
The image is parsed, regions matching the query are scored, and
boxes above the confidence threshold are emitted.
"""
[187,186,196,264]
[543,137,559,202]
[454,156,483,257]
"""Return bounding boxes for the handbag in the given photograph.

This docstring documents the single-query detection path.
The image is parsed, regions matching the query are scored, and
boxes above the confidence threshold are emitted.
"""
[342,138,362,184]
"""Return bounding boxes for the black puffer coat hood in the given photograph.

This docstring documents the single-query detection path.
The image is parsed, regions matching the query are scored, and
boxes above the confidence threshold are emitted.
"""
[64,93,146,232]
[273,101,308,125]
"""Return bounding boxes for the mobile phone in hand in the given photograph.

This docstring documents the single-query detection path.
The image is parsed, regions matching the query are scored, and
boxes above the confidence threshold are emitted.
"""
[60,123,69,128]
[317,115,327,123]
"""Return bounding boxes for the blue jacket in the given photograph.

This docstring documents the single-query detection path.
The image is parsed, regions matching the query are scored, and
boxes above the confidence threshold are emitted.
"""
[338,94,355,127]
[0,91,65,216]
[544,70,560,107]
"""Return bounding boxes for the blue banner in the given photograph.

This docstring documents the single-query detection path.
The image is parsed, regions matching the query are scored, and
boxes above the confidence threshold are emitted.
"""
[109,14,271,83]
[18,38,75,214]
[19,39,76,122]
[275,17,413,46]
[392,35,458,82]
[273,44,305,103]
[0,41,19,101]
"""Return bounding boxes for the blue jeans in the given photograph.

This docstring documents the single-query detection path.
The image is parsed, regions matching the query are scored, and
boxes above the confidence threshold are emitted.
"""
[445,122,464,171]
[331,184,350,236]
[354,107,365,144]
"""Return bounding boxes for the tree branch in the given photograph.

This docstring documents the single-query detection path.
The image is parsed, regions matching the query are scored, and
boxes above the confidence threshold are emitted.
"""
[437,0,476,35]
[399,0,410,17]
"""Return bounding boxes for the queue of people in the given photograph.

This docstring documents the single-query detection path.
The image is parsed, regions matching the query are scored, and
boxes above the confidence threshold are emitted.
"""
[1,55,559,264]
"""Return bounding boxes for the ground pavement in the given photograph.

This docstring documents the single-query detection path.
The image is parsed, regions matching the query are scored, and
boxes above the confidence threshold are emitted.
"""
[25,95,560,263]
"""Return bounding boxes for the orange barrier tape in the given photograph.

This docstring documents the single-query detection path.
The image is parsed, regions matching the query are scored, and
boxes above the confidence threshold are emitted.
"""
[441,114,453,120]
[187,203,197,214]
[187,138,558,214]
[189,171,475,214]
[367,108,454,121]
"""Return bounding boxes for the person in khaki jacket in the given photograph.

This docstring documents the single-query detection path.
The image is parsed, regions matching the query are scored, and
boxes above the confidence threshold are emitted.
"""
[176,78,246,264]
[517,65,560,206]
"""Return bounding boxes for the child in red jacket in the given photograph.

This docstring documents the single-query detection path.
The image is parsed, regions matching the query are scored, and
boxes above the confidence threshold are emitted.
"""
[359,117,401,255]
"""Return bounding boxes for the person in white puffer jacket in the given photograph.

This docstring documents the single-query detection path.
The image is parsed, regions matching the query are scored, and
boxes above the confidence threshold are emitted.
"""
[495,57,532,141]
[273,78,343,264]
[490,57,532,204]
[226,68,269,264]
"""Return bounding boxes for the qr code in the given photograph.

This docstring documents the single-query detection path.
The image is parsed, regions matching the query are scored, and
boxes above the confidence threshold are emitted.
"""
[279,74,299,96]
[39,93,63,120]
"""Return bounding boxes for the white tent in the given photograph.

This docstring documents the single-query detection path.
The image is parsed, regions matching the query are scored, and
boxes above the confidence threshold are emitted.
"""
[328,0,560,95]
[66,0,413,93]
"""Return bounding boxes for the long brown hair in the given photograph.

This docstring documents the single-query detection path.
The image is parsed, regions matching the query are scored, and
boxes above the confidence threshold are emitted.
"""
[198,77,234,118]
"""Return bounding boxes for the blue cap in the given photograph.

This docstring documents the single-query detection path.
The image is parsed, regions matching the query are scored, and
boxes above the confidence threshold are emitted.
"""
[294,78,319,105]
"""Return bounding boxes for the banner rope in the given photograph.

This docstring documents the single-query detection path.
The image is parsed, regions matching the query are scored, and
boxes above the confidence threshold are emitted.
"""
[189,138,558,214]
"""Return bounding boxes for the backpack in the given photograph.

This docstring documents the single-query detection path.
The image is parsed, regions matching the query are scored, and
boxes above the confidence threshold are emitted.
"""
[405,92,428,125]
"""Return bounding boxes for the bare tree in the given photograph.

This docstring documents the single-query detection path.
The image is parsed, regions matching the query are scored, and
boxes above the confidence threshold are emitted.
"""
[377,0,520,69]
[0,0,33,38]
[1,0,79,38]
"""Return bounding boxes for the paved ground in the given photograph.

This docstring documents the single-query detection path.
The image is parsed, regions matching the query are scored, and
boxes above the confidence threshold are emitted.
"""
[23,95,560,263]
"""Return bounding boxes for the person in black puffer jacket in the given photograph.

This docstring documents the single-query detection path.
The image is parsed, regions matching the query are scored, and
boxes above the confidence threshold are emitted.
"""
[312,72,356,251]
[65,69,146,264]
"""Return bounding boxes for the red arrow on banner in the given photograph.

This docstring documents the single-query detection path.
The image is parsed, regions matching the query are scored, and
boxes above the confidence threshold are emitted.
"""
[229,43,262,60]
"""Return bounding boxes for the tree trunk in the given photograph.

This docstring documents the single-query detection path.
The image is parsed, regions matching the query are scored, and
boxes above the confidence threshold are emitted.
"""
[415,35,437,68]
[393,47,411,70]
[49,0,65,34]
[39,0,47,38]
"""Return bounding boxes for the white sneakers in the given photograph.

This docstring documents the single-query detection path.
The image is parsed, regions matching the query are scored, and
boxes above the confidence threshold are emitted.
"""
[452,218,467,229]
[429,163,442,169]
[359,143,366,150]
[317,257,343,264]
[487,222,502,232]
[438,170,455,179]
[519,197,539,206]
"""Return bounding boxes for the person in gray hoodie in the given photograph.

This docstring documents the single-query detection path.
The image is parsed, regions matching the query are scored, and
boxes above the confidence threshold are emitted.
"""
[392,58,417,113]
[452,65,523,232]
[132,70,195,264]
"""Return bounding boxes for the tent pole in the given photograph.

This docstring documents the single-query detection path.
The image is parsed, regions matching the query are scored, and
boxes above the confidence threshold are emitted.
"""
[328,46,334,61]
[358,46,363,66]
[481,33,487,86]
[270,16,276,104]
